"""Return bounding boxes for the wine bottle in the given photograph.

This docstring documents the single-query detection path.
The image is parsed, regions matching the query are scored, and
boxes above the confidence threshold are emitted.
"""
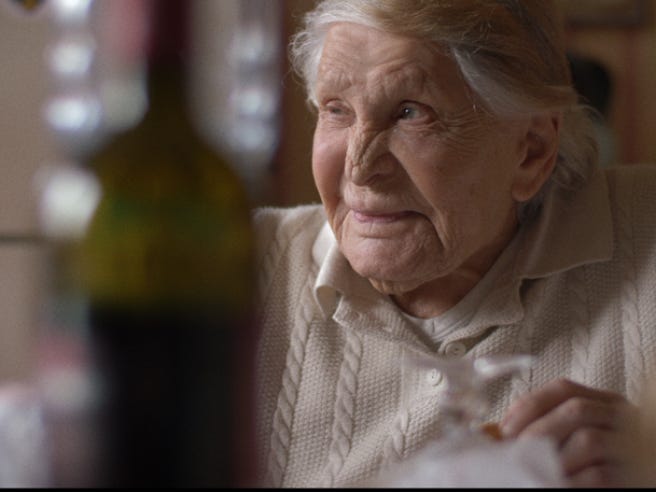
[67,0,257,486]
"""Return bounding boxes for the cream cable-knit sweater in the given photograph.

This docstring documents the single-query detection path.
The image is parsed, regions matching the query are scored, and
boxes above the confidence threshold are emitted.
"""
[253,165,656,488]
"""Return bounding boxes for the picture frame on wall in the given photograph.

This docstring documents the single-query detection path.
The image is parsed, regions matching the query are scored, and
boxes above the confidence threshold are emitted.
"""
[557,0,650,27]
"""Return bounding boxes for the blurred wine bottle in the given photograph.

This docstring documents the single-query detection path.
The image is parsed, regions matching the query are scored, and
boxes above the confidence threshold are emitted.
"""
[39,0,260,487]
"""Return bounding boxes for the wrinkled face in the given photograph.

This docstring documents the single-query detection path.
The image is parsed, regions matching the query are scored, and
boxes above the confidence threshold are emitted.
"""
[312,22,530,296]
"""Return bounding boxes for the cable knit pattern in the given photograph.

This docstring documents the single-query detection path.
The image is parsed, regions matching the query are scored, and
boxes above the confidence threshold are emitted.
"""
[382,409,410,467]
[265,287,312,487]
[569,266,591,385]
[258,231,283,296]
[508,324,532,403]
[322,331,363,486]
[508,282,545,402]
[254,206,326,487]
[253,166,656,487]
[617,180,644,401]
[255,205,320,305]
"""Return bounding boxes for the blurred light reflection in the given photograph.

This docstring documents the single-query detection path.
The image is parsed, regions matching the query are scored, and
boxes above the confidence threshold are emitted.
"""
[50,0,93,24]
[35,164,101,240]
[47,37,96,79]
[99,76,147,134]
[44,93,103,143]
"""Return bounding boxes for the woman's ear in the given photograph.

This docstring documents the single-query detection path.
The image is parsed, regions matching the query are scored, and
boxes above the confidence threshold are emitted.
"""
[511,112,561,202]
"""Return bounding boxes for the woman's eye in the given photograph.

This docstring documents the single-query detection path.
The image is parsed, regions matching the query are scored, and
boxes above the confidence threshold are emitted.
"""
[321,100,347,115]
[397,103,432,123]
[400,106,419,119]
[319,101,353,125]
[328,105,344,115]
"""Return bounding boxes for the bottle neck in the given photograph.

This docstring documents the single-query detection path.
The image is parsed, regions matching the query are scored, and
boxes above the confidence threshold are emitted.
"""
[146,0,190,68]
[142,0,192,119]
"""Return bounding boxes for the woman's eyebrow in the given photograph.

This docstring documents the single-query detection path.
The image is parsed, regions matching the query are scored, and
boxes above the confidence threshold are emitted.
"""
[315,69,355,97]
[380,64,434,94]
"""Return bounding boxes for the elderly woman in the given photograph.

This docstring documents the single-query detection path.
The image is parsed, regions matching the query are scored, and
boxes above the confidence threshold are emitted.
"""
[253,0,656,488]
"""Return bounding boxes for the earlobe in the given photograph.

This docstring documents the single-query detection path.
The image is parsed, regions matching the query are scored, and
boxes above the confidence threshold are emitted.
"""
[511,112,561,202]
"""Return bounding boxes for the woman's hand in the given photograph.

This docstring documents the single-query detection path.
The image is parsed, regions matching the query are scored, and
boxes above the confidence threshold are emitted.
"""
[500,378,638,488]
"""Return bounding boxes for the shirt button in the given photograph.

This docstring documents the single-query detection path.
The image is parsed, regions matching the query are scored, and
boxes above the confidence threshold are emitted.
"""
[426,368,442,386]
[444,341,467,357]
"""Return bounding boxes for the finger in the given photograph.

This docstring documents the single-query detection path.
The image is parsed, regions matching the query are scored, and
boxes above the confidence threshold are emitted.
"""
[501,379,625,438]
[560,427,623,475]
[517,397,621,446]
[566,463,625,488]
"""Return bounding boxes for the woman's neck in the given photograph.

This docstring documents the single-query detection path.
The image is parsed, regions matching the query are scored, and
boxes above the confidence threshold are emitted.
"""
[389,221,519,319]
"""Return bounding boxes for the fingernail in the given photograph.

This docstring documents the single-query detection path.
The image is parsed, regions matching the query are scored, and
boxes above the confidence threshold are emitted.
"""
[500,420,514,438]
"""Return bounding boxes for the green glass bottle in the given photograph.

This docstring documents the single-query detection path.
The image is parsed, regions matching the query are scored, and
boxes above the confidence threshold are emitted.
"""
[71,0,257,486]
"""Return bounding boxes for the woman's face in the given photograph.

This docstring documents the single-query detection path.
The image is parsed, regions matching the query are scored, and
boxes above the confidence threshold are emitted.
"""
[312,22,531,297]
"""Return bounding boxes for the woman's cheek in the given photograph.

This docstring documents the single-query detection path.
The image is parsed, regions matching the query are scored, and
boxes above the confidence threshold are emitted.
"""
[312,131,347,213]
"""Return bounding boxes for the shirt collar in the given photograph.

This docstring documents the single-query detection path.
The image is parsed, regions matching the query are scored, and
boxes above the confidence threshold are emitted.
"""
[312,222,380,319]
[516,168,613,279]
[311,169,613,322]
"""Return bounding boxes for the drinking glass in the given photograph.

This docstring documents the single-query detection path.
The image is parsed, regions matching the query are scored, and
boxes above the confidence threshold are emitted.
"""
[410,353,533,440]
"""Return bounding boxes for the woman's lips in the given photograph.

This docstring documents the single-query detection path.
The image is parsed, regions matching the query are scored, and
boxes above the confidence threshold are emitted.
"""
[352,210,412,223]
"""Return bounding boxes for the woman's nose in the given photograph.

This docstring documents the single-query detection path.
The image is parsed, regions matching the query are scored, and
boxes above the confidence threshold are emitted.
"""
[345,125,395,186]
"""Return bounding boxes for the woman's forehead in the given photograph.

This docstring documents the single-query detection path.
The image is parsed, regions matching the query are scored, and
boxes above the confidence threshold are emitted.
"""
[315,23,465,98]
[320,22,446,65]
[314,23,467,105]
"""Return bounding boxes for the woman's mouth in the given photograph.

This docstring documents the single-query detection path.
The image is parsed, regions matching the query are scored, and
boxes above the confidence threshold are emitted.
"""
[352,210,413,223]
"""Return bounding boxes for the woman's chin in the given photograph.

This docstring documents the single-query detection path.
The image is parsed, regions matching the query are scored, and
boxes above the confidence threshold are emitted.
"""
[340,233,446,294]
[348,257,435,295]
[367,277,426,296]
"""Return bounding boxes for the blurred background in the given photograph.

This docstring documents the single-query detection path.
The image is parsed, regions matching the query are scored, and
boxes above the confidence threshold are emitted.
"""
[0,0,655,393]
[0,0,654,486]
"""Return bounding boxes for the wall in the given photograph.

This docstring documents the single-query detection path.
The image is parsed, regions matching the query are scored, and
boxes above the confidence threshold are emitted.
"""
[564,3,656,165]
[0,2,54,382]
[271,0,320,207]
[0,2,55,234]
